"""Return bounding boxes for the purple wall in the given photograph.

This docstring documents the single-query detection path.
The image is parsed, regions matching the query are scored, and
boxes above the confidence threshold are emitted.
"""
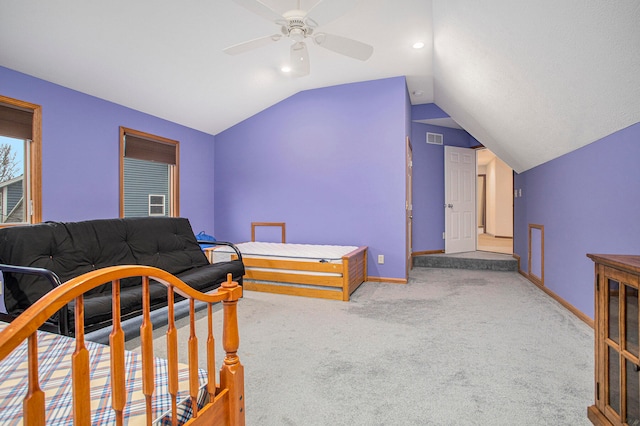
[0,66,216,233]
[214,77,410,280]
[514,122,640,319]
[6,62,633,319]
[411,109,475,253]
[412,103,450,120]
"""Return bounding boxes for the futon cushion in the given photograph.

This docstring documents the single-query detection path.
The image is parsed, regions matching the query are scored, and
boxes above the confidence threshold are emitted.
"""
[124,217,209,276]
[69,281,170,332]
[0,221,138,314]
[0,217,221,316]
[176,261,246,292]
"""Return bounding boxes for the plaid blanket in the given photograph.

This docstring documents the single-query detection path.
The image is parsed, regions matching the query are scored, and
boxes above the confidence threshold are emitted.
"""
[0,322,207,425]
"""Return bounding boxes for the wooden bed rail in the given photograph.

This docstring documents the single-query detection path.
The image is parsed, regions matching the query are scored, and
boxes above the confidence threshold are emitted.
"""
[251,221,286,243]
[0,265,245,426]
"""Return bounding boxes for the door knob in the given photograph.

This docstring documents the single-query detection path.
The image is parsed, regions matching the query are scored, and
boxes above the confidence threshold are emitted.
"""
[447,204,453,208]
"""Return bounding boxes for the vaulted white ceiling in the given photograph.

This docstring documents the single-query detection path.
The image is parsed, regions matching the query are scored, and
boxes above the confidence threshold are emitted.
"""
[433,1,640,172]
[0,0,638,172]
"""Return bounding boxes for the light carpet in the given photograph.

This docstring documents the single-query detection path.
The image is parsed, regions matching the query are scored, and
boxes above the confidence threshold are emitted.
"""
[127,267,594,425]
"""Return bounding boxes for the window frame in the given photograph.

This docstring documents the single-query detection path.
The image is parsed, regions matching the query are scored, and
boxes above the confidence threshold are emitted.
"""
[148,194,166,216]
[0,95,42,226]
[119,126,179,218]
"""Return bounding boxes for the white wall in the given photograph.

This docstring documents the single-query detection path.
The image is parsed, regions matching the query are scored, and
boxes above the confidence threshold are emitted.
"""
[484,156,513,237]
[477,164,486,229]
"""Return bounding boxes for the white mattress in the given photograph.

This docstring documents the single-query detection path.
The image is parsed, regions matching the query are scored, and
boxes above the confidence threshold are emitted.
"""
[212,242,359,263]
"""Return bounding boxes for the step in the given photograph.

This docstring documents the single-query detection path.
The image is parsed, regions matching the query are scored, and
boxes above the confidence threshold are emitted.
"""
[413,252,518,272]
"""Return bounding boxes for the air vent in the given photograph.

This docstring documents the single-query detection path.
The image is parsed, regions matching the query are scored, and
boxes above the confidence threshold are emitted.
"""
[426,132,443,145]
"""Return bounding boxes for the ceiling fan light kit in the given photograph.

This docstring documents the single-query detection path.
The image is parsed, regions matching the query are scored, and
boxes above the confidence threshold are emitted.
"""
[224,0,373,77]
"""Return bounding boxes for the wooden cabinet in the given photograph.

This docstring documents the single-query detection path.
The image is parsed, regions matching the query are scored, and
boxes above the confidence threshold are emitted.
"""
[588,254,640,426]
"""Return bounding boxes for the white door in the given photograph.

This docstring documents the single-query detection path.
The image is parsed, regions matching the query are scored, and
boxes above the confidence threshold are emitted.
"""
[445,146,476,253]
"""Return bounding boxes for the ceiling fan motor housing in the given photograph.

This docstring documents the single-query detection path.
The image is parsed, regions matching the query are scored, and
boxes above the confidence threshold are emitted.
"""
[281,10,314,41]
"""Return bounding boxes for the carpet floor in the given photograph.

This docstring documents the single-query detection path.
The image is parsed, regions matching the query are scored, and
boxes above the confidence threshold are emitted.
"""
[128,267,594,425]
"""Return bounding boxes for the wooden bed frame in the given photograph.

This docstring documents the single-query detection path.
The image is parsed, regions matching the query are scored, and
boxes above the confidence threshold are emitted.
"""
[220,222,367,301]
[0,265,245,425]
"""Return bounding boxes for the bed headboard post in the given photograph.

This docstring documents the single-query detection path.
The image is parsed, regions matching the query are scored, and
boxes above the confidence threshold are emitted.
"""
[220,274,246,425]
[251,222,286,243]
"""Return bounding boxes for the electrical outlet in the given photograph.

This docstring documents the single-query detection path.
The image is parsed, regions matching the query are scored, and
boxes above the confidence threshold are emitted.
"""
[442,232,445,240]
[378,254,384,264]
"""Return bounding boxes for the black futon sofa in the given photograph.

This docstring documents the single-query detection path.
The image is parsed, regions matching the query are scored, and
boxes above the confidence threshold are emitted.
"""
[0,216,244,336]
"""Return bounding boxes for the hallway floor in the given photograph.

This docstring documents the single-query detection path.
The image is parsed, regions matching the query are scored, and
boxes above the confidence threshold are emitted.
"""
[477,233,513,254]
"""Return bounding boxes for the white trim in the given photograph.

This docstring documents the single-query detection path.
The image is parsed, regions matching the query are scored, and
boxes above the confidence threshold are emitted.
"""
[148,194,166,216]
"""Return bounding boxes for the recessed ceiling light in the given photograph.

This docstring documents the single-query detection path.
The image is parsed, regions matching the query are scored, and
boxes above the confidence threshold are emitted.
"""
[281,66,292,73]
[412,42,425,49]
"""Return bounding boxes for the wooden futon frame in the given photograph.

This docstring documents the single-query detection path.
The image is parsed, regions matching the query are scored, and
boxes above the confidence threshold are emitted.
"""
[0,265,245,425]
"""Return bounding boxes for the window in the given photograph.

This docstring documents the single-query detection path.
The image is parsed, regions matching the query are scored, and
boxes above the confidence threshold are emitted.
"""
[148,194,166,216]
[0,95,42,225]
[120,127,179,218]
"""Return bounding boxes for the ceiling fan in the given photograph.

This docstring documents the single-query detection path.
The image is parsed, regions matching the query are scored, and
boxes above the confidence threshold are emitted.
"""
[224,0,373,77]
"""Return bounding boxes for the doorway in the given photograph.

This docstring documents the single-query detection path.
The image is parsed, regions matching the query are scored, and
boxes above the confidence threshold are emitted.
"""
[476,149,513,254]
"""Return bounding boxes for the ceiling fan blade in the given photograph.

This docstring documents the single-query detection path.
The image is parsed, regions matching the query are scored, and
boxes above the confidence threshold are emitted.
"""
[304,0,357,27]
[313,33,373,61]
[232,0,284,23]
[290,42,310,77]
[223,34,283,55]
